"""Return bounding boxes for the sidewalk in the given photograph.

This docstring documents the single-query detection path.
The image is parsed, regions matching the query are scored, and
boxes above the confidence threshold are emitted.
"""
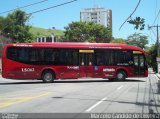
[0,58,1,76]
[155,73,160,94]
[156,73,160,79]
[149,68,160,92]
[149,68,160,80]
[156,73,160,85]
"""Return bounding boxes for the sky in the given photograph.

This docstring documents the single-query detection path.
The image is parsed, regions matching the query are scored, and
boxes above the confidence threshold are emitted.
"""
[0,0,160,45]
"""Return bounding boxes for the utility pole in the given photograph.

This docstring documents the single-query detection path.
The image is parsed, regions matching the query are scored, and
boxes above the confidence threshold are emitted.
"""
[148,24,160,73]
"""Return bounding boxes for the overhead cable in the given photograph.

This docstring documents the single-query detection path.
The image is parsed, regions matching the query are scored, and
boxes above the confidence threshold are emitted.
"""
[119,0,142,30]
[153,9,160,25]
[28,0,78,15]
[0,0,48,15]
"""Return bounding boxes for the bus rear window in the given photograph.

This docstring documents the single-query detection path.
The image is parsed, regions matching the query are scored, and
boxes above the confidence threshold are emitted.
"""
[7,47,18,61]
[7,47,38,63]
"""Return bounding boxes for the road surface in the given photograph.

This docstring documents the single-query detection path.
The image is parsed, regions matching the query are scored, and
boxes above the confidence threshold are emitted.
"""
[0,69,160,118]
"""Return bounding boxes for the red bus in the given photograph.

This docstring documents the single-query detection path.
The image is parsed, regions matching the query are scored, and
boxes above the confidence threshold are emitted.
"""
[2,42,148,83]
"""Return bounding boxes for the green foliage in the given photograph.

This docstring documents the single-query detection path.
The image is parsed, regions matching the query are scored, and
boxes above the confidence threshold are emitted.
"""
[63,21,112,43]
[126,33,148,49]
[147,44,157,72]
[30,27,64,39]
[111,38,126,44]
[0,16,5,30]
[0,10,34,43]
[128,17,145,30]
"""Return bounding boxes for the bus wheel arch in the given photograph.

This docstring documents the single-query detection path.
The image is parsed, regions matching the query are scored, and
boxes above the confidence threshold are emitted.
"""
[41,69,55,83]
[116,69,127,81]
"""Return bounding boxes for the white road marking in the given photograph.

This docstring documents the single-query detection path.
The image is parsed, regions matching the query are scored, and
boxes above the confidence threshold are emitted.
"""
[85,97,107,112]
[85,85,124,112]
[117,85,124,90]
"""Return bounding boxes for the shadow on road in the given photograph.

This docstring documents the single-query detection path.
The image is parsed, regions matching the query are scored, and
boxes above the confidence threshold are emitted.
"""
[0,81,43,85]
[54,79,145,83]
[0,78,145,85]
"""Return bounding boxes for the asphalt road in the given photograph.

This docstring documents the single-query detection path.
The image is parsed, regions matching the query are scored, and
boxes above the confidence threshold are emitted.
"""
[0,69,160,118]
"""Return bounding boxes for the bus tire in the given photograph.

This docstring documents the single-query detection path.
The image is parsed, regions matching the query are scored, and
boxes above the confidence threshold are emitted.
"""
[116,70,126,81]
[42,70,55,83]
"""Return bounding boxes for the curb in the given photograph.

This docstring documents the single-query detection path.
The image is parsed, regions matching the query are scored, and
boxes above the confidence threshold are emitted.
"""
[156,74,160,79]
[156,74,160,84]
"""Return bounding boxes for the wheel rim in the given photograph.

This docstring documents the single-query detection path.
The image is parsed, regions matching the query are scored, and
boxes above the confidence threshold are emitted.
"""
[44,73,53,82]
[117,72,124,80]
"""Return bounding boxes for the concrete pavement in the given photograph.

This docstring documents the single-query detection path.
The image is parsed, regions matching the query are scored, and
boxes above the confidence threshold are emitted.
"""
[0,69,160,118]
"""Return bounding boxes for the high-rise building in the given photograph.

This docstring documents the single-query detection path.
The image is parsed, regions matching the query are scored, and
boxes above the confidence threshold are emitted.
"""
[80,7,112,31]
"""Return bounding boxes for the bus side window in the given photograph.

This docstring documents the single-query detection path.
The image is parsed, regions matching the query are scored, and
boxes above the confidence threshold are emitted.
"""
[101,51,114,66]
[29,49,37,62]
[18,48,29,62]
[39,49,44,62]
[97,58,103,65]
[72,51,78,66]
[95,52,104,66]
[53,52,59,65]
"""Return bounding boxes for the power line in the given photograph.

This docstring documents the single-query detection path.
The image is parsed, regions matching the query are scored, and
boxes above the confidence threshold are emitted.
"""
[119,0,142,30]
[149,31,156,44]
[155,0,158,17]
[28,0,78,15]
[0,0,78,34]
[149,29,157,44]
[153,9,160,25]
[0,0,48,15]
[150,28,157,37]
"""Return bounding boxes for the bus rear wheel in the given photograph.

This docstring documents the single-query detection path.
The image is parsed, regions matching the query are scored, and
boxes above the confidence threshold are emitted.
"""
[42,70,55,83]
[116,70,126,81]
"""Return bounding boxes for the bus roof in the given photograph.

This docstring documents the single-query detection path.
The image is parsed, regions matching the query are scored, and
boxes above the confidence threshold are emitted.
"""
[5,42,145,53]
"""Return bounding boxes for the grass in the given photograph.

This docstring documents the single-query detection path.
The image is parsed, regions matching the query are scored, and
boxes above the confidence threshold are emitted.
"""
[30,26,64,37]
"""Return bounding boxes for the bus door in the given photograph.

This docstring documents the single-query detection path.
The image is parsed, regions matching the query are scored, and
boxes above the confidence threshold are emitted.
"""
[133,54,145,76]
[79,50,94,77]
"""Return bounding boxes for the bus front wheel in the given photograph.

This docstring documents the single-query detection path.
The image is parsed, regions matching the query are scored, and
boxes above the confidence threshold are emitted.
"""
[42,70,55,83]
[116,70,126,81]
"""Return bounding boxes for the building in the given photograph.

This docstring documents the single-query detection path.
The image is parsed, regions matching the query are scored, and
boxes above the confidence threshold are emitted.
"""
[36,35,57,42]
[80,7,112,31]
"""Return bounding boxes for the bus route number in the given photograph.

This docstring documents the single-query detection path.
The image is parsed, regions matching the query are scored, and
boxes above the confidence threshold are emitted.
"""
[22,68,35,72]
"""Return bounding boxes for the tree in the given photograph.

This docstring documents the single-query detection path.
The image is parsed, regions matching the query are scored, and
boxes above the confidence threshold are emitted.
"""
[127,17,145,30]
[147,44,157,72]
[0,10,34,43]
[0,16,5,30]
[126,33,148,49]
[111,38,126,44]
[63,21,112,43]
